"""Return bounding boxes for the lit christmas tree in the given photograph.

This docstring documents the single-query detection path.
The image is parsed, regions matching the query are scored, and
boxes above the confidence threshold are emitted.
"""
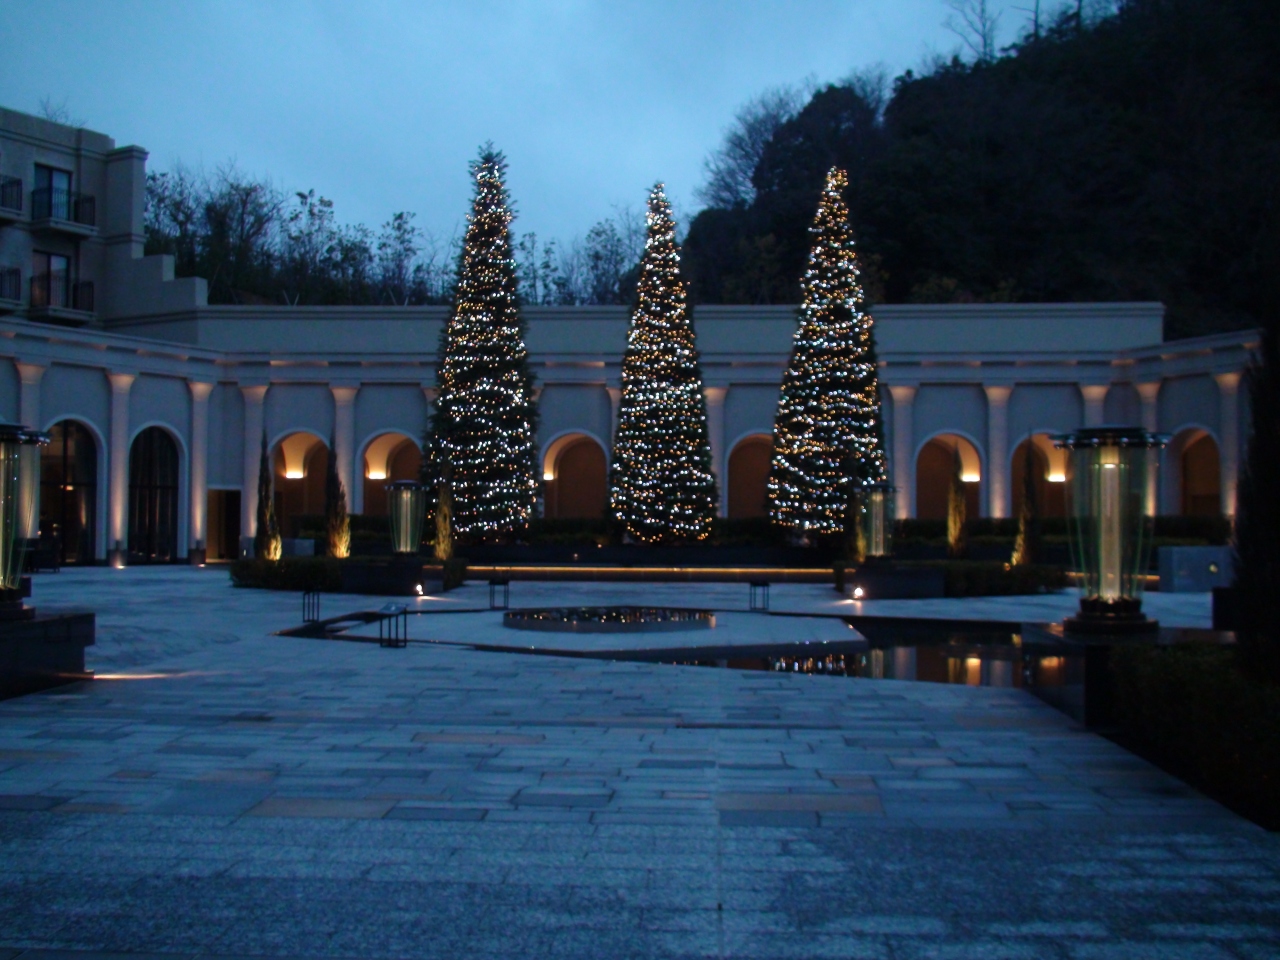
[432,146,539,536]
[609,184,717,543]
[767,166,887,534]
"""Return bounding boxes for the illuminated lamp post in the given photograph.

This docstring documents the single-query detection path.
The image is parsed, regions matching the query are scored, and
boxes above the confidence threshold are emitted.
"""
[386,481,428,556]
[1055,427,1166,634]
[0,423,49,621]
[853,482,896,560]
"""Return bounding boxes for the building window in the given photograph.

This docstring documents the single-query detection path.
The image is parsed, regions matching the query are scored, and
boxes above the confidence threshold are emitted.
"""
[33,165,73,220]
[31,251,71,308]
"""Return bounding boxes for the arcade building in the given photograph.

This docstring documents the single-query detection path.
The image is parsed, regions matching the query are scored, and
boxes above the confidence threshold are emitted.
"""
[0,108,1256,565]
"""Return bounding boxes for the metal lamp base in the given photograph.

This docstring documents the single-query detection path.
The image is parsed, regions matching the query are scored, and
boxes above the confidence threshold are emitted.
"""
[1064,596,1159,635]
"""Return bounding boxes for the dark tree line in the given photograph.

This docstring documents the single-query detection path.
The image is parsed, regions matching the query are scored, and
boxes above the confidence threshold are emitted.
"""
[683,0,1280,339]
[145,164,645,308]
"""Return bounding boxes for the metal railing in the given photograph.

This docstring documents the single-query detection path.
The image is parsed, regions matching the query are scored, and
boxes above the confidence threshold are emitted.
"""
[30,187,95,226]
[0,177,21,213]
[0,268,19,302]
[29,274,93,312]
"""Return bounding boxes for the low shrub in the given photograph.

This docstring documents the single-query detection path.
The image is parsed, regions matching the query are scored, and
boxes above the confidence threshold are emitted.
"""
[833,560,1066,596]
[230,557,342,591]
[1110,643,1280,830]
[440,557,467,591]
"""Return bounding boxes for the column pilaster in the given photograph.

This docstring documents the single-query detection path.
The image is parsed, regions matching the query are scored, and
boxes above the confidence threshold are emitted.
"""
[1080,384,1108,427]
[888,385,916,518]
[107,372,136,567]
[984,385,1013,519]
[331,386,358,509]
[1215,372,1241,518]
[240,384,268,551]
[188,381,214,563]
[1135,381,1162,515]
[703,386,727,516]
[15,362,45,429]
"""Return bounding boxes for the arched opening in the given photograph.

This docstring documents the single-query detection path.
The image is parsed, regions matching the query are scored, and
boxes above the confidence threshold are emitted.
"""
[39,419,98,564]
[542,433,607,519]
[128,426,179,562]
[1010,434,1067,519]
[1179,430,1221,516]
[362,433,422,516]
[273,432,328,537]
[916,434,981,521]
[728,434,773,519]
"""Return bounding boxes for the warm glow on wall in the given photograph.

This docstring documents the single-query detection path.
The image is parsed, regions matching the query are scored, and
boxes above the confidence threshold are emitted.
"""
[961,472,981,483]
[1047,472,1066,483]
[543,470,555,481]
[284,469,304,480]
[367,469,386,481]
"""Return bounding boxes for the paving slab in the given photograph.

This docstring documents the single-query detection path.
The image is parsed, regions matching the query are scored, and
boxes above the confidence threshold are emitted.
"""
[0,566,1271,960]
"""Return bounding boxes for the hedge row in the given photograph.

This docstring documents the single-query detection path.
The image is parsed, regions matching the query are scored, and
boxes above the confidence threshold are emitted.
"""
[833,561,1068,597]
[1110,643,1280,830]
[230,557,342,591]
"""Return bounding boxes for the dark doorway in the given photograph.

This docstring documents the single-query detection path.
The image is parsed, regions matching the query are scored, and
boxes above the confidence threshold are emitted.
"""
[206,489,242,561]
[40,420,98,564]
[128,427,180,562]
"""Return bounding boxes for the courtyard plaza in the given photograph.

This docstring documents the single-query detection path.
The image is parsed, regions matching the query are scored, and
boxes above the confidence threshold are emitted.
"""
[0,566,1275,960]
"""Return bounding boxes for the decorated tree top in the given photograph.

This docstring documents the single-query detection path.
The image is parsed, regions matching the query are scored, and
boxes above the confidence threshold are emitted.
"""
[433,146,538,536]
[768,166,887,533]
[609,184,717,543]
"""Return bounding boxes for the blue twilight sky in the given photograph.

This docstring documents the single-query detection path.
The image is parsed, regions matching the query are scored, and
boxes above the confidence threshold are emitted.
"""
[1,0,1028,246]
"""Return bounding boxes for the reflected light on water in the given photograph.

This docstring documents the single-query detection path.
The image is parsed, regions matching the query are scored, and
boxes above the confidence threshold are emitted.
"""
[94,671,214,681]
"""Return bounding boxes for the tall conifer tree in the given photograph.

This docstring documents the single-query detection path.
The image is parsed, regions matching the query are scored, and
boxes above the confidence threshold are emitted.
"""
[609,184,717,543]
[768,167,887,533]
[432,146,538,536]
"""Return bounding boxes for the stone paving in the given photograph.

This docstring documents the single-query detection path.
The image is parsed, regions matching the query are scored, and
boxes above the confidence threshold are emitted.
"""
[0,567,1273,959]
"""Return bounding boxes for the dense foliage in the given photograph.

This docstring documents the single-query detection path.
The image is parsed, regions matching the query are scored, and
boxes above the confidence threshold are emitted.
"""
[1111,642,1280,829]
[609,185,718,543]
[684,0,1280,339]
[431,148,539,537]
[768,168,887,534]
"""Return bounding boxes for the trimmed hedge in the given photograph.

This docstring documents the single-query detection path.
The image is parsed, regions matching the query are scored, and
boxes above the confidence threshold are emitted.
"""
[1110,643,1280,830]
[230,557,342,591]
[833,560,1067,597]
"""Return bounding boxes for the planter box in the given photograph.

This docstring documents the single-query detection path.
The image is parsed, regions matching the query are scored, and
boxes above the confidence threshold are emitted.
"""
[1158,546,1234,592]
[0,612,95,700]
[339,559,439,596]
[840,564,947,599]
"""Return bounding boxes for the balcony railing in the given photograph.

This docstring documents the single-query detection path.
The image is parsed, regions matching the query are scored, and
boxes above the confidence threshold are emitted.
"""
[0,268,19,302]
[0,177,20,214]
[30,273,93,312]
[30,187,95,227]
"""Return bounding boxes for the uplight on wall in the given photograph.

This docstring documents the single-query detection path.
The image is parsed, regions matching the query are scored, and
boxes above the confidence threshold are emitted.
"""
[543,471,555,482]
[1047,472,1066,483]
[284,469,304,480]
[961,472,981,484]
[366,470,386,481]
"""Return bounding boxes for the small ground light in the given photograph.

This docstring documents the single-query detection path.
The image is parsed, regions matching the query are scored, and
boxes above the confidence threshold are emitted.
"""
[415,584,423,595]
[852,587,864,599]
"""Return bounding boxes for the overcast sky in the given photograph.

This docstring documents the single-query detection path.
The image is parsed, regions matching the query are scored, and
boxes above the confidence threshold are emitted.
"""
[1,0,1028,247]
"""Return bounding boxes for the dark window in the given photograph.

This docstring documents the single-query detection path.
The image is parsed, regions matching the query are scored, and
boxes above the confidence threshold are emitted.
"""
[128,427,180,562]
[33,165,73,220]
[31,251,71,307]
[39,420,98,564]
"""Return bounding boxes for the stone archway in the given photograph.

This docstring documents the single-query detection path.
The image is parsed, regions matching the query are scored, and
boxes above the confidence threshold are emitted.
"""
[272,432,328,537]
[40,419,99,564]
[1177,429,1221,516]
[1010,434,1067,519]
[128,426,180,562]
[916,434,981,521]
[361,433,422,516]
[727,434,773,519]
[542,434,608,520]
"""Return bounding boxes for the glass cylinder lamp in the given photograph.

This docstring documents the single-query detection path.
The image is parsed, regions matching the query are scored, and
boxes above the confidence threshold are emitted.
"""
[1055,427,1166,634]
[0,423,49,620]
[853,482,896,561]
[386,480,428,556]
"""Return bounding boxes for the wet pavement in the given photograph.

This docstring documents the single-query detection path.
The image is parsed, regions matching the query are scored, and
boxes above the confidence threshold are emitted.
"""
[0,567,1272,959]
